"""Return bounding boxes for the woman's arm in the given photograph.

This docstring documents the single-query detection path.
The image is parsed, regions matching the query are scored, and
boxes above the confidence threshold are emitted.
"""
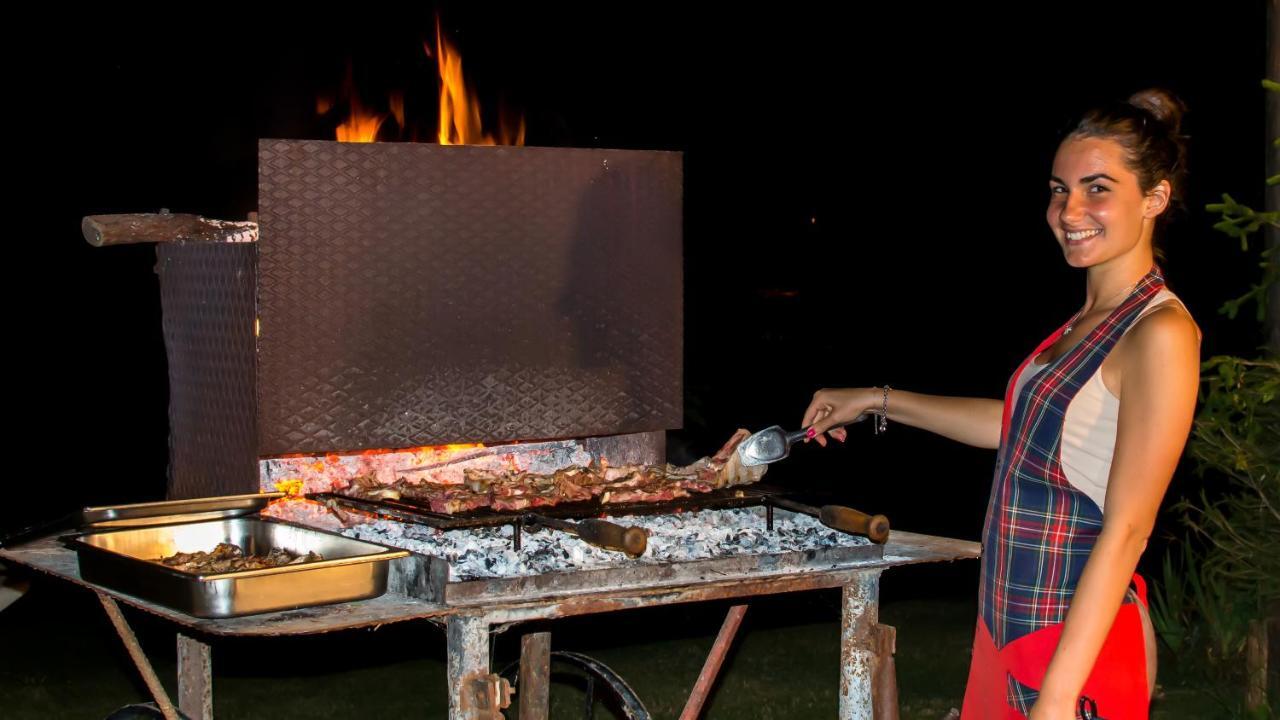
[803,387,1004,449]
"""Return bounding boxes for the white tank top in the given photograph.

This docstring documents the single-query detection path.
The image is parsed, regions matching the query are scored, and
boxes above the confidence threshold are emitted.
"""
[1008,289,1188,512]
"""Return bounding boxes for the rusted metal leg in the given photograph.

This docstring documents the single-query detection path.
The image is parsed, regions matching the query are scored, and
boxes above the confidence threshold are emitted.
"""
[873,624,899,720]
[840,572,882,720]
[447,614,511,720]
[518,632,551,720]
[178,633,213,720]
[96,592,181,720]
[679,604,749,720]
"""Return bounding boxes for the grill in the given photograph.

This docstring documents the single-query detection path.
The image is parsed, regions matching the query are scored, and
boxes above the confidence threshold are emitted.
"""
[0,138,982,720]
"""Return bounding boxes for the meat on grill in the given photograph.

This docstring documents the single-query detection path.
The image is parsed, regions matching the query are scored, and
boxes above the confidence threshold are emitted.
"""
[344,429,766,514]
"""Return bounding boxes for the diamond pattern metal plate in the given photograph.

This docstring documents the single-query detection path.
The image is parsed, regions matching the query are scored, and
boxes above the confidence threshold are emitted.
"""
[257,140,683,455]
[157,242,259,497]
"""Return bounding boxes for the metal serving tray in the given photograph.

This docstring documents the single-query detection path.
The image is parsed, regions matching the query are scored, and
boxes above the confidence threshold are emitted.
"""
[70,517,408,618]
[80,493,285,528]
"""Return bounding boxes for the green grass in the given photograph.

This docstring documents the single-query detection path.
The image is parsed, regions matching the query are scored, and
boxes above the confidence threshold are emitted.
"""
[0,575,1234,719]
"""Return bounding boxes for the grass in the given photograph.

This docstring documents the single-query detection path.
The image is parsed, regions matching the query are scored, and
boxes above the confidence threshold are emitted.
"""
[0,567,1234,719]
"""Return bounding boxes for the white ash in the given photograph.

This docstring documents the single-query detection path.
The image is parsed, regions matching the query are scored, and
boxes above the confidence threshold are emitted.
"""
[339,507,870,579]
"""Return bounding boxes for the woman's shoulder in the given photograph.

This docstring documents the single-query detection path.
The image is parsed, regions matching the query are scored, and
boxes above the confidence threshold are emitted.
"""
[1121,294,1201,366]
[1134,288,1200,338]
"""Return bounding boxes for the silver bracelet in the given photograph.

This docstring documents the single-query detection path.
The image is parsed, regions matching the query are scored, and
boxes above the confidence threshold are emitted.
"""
[875,385,889,435]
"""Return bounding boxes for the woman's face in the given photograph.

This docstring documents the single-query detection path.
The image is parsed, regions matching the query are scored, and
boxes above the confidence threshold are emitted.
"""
[1047,136,1166,269]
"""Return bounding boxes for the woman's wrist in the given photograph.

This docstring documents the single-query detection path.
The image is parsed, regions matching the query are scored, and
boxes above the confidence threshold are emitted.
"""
[869,386,890,412]
[856,387,878,418]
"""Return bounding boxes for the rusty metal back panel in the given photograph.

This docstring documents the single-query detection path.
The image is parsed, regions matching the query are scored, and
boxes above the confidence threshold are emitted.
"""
[257,141,683,455]
[157,242,259,498]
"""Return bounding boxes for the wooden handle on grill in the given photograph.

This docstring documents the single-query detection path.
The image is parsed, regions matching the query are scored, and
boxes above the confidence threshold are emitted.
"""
[82,213,258,247]
[575,519,648,557]
[818,505,890,544]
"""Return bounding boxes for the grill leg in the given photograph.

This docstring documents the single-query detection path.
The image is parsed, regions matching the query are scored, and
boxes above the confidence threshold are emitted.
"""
[447,614,493,720]
[679,604,749,720]
[873,624,899,720]
[839,572,882,720]
[96,592,181,720]
[178,633,213,720]
[518,632,551,720]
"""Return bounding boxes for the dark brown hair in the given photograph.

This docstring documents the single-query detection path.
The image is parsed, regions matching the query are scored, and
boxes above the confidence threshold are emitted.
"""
[1067,88,1190,223]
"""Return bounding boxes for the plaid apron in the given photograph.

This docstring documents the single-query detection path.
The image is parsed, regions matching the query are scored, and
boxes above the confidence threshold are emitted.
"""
[961,268,1163,719]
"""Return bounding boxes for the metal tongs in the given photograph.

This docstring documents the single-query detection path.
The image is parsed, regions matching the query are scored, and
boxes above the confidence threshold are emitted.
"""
[736,416,867,467]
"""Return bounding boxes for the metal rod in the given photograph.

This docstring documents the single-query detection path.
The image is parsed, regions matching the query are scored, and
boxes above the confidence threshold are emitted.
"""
[513,521,522,551]
[517,632,551,720]
[873,625,899,720]
[678,604,749,720]
[767,495,816,516]
[96,592,181,720]
[526,513,576,533]
[766,503,774,531]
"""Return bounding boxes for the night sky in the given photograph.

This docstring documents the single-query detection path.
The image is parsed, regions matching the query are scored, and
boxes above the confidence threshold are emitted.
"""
[9,3,1270,565]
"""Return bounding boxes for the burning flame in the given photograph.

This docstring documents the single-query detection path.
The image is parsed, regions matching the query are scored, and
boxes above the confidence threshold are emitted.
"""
[336,111,385,143]
[432,25,525,146]
[334,63,387,143]
[324,21,524,145]
[389,90,406,130]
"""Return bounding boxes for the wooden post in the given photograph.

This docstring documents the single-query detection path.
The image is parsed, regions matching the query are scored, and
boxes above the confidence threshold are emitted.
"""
[1268,0,1280,352]
[1250,8,1278,715]
[82,213,257,247]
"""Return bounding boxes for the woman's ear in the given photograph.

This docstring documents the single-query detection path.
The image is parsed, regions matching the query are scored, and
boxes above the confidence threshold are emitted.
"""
[1144,180,1172,218]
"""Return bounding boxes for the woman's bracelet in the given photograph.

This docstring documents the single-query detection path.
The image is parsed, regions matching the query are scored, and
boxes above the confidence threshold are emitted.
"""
[874,385,890,435]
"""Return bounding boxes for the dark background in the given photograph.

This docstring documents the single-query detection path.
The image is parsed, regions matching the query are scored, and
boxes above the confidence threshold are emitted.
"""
[8,4,1270,588]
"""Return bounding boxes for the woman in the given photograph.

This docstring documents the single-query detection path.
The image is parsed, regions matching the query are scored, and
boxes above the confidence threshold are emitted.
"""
[802,89,1201,719]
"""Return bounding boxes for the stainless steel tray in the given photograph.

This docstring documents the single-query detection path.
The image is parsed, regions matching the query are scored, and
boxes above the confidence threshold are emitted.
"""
[70,517,409,618]
[80,493,285,528]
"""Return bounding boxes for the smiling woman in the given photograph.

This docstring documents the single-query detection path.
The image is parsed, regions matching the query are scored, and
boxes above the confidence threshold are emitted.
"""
[1049,90,1189,270]
[797,89,1202,720]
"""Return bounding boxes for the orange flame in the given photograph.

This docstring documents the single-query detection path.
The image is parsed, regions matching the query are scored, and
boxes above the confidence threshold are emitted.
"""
[433,23,525,146]
[323,23,524,145]
[336,111,385,143]
[334,62,386,143]
[388,90,406,130]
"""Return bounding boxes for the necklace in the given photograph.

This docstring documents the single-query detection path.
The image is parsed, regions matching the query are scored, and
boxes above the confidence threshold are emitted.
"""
[1063,278,1142,336]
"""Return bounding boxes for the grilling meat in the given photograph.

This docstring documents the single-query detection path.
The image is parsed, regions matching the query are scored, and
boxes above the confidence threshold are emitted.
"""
[158,542,324,574]
[344,428,766,514]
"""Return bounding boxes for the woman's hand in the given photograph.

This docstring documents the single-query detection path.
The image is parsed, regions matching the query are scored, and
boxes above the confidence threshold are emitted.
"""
[801,388,875,447]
